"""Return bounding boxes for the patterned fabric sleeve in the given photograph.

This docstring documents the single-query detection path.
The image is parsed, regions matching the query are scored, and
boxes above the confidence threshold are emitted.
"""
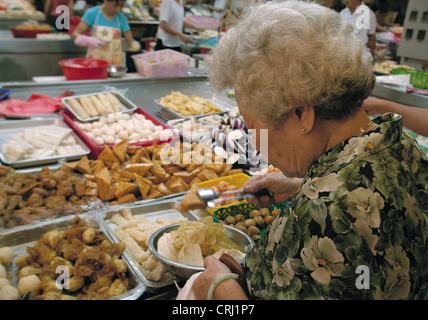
[244,114,428,300]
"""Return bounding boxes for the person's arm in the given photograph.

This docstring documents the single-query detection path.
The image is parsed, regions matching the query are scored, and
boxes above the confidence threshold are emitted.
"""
[68,0,74,16]
[362,97,428,137]
[44,0,52,15]
[159,20,192,43]
[123,29,141,51]
[192,256,249,300]
[367,33,376,55]
[183,19,205,33]
[71,20,90,40]
[243,172,302,207]
[72,20,106,48]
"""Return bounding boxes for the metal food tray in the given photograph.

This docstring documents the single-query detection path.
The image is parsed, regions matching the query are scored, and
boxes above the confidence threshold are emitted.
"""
[0,118,90,169]
[154,94,235,120]
[0,214,146,300]
[62,90,137,122]
[102,200,209,291]
[167,117,216,142]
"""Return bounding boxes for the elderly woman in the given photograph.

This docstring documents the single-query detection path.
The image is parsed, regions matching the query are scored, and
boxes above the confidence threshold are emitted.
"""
[192,1,428,300]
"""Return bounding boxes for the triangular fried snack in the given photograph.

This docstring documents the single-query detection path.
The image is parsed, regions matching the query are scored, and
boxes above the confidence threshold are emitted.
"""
[125,163,153,176]
[98,145,119,163]
[113,138,128,162]
[114,181,137,198]
[94,167,115,201]
[111,193,137,205]
[135,174,153,198]
[92,159,106,174]
[75,155,92,174]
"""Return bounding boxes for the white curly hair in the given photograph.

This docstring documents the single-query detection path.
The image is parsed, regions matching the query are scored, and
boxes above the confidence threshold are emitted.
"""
[206,0,375,129]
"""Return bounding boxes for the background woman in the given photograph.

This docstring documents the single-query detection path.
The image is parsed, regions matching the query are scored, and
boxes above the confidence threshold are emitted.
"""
[72,0,141,67]
[192,0,428,300]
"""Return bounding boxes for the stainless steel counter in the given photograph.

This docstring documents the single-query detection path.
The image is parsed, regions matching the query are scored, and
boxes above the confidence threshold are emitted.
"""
[0,75,223,123]
[0,38,87,82]
[371,83,428,109]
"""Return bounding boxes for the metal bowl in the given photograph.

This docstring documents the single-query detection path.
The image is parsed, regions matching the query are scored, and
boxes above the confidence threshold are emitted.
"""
[148,223,255,281]
[108,64,127,77]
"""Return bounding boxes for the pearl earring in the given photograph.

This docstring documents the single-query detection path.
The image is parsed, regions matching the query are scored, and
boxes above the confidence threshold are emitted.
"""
[302,127,307,133]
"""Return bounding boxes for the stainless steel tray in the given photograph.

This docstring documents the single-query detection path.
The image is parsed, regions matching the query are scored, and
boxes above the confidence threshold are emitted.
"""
[0,118,90,169]
[0,214,145,300]
[154,94,235,120]
[62,90,137,122]
[102,200,209,291]
[167,117,216,142]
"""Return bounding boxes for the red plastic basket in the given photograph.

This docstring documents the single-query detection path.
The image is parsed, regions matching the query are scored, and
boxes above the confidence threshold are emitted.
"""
[61,107,179,158]
[59,58,109,81]
[9,27,52,38]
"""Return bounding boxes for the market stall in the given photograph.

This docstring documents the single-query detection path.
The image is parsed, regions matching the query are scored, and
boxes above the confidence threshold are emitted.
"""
[0,75,272,300]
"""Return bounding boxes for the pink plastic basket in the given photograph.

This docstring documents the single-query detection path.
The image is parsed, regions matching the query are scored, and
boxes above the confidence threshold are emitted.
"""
[131,49,190,78]
[184,16,220,30]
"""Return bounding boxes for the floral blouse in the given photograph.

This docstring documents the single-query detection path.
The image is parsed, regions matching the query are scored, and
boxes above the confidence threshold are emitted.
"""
[244,113,428,300]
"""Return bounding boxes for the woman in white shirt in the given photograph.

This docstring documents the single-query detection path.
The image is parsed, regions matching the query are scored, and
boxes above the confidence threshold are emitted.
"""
[155,0,204,52]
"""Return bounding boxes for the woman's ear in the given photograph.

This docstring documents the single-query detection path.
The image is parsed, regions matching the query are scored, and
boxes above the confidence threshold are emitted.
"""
[294,106,316,134]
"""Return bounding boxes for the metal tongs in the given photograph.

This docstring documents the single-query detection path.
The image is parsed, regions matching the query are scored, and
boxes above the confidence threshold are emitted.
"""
[197,188,273,208]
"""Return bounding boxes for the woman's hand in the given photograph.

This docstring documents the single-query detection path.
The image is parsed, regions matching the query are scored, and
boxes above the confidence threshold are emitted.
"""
[243,172,302,207]
[192,256,248,300]
[361,97,386,116]
[74,34,106,48]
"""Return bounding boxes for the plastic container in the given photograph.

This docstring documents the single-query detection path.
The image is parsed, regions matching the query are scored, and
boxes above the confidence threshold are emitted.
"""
[59,58,109,81]
[61,106,179,158]
[9,26,52,38]
[197,173,252,216]
[197,36,219,54]
[131,49,189,78]
[184,16,220,30]
[392,68,428,89]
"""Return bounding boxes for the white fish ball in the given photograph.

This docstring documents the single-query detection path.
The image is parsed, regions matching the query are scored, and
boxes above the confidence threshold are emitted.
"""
[92,128,102,137]
[118,130,128,140]
[122,113,130,120]
[0,247,14,266]
[127,125,136,135]
[0,285,20,300]
[100,116,109,124]
[141,129,152,137]
[152,131,161,140]
[104,128,115,137]
[160,129,173,141]
[86,132,95,140]
[104,135,115,144]
[18,274,41,296]
[114,139,122,145]
[84,123,93,131]
[107,114,116,124]
[92,121,102,129]
[94,137,104,145]
[129,133,141,141]
[115,112,124,121]
[75,122,85,129]
[144,120,155,130]
[112,123,123,134]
